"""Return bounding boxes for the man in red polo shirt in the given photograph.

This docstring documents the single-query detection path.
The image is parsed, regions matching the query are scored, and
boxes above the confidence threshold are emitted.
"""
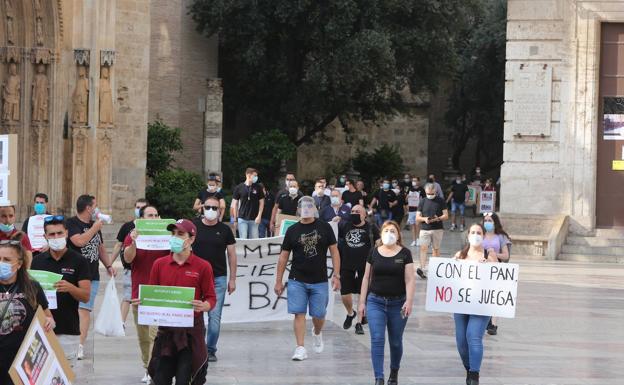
[146,219,216,385]
[123,205,169,384]
[0,205,33,266]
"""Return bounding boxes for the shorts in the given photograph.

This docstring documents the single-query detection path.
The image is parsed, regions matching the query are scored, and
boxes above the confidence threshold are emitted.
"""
[407,211,417,225]
[340,269,364,295]
[451,201,466,215]
[79,280,100,312]
[419,229,444,250]
[287,279,329,319]
[122,269,132,302]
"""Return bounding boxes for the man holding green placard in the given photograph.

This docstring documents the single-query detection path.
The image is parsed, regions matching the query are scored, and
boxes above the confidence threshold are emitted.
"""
[31,216,91,363]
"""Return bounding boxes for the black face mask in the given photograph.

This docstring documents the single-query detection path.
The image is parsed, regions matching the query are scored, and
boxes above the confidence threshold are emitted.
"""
[350,213,362,225]
[428,178,434,183]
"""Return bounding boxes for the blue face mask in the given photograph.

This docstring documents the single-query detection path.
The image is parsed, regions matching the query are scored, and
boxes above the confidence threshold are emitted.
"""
[169,237,186,253]
[134,208,141,218]
[0,261,16,281]
[252,175,258,184]
[382,183,390,190]
[330,196,340,206]
[34,203,46,215]
[484,222,495,232]
[0,223,15,233]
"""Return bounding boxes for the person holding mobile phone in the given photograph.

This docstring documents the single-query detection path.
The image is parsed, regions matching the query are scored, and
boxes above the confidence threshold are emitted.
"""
[358,221,415,385]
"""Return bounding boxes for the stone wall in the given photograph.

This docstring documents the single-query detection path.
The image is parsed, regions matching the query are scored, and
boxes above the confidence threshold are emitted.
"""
[148,0,219,175]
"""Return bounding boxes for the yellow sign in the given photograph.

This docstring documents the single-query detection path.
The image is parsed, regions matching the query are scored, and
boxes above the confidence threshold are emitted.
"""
[613,160,624,171]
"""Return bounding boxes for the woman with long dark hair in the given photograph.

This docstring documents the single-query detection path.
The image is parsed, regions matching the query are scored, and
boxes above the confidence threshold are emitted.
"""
[481,212,512,335]
[359,221,415,385]
[0,240,54,385]
[453,223,499,385]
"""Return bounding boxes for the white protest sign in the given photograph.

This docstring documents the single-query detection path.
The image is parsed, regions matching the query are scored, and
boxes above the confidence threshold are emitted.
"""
[425,257,519,318]
[218,236,335,323]
[27,215,51,251]
[479,191,496,213]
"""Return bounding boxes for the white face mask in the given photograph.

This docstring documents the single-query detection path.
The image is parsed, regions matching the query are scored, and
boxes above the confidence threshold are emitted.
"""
[426,194,436,199]
[468,234,483,247]
[204,209,218,221]
[381,232,397,246]
[330,196,340,206]
[288,187,298,196]
[48,237,67,251]
[392,188,400,195]
[207,185,217,192]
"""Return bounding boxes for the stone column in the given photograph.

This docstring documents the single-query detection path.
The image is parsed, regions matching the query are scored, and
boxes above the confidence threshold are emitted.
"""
[31,48,51,192]
[96,50,115,213]
[71,49,90,203]
[203,78,223,177]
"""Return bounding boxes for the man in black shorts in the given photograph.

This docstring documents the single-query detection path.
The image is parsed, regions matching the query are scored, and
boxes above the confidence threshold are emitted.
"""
[338,204,379,334]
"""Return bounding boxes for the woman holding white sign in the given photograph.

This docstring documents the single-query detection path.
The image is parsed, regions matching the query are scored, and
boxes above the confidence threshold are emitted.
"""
[453,223,498,385]
[359,221,415,385]
[0,240,55,385]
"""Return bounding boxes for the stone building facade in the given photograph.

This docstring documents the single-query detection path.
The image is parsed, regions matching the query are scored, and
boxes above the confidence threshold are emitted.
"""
[502,0,624,234]
[0,0,221,219]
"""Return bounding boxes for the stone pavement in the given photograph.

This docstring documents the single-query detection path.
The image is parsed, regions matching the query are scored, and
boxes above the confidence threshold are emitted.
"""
[73,226,624,385]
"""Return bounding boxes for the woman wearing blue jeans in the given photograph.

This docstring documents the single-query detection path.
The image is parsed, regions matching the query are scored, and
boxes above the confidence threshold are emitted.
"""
[453,223,499,385]
[359,221,415,385]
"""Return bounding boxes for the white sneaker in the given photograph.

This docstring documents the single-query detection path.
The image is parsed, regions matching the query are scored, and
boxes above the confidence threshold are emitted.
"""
[450,224,456,231]
[410,240,417,247]
[141,372,150,383]
[311,326,324,353]
[291,346,308,361]
[77,344,84,360]
[460,225,465,232]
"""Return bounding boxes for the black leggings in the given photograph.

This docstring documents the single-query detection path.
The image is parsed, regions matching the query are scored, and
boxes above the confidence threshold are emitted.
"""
[152,348,193,385]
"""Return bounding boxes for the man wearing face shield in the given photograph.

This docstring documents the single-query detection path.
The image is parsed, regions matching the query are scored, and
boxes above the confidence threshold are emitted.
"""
[274,196,341,361]
[192,197,237,363]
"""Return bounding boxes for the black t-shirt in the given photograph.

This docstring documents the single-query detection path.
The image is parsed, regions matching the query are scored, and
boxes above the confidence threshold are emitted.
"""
[116,221,135,269]
[66,216,103,281]
[374,189,397,210]
[31,249,90,335]
[277,192,303,216]
[197,189,224,204]
[341,190,363,207]
[281,219,337,284]
[338,222,379,271]
[392,192,405,217]
[0,281,48,374]
[262,191,275,220]
[367,247,413,297]
[191,219,236,277]
[417,197,446,230]
[232,182,265,220]
[450,182,469,204]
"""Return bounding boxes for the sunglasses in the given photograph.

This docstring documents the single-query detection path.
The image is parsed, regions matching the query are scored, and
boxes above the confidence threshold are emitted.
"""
[0,240,21,245]
[482,212,493,217]
[44,215,65,222]
[204,205,219,211]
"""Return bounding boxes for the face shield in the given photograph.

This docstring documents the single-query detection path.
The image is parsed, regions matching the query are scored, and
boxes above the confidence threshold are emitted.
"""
[297,196,318,219]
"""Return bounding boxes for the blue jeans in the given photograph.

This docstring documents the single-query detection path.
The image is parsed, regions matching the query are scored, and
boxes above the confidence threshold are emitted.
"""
[367,293,408,380]
[206,276,227,354]
[237,218,259,239]
[374,210,393,227]
[258,218,271,238]
[287,279,329,318]
[454,313,490,372]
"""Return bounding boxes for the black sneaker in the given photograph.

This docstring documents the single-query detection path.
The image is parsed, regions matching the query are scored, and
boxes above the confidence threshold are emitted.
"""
[416,268,427,279]
[487,324,498,335]
[343,311,357,329]
[208,352,218,362]
[355,322,364,335]
[361,316,368,325]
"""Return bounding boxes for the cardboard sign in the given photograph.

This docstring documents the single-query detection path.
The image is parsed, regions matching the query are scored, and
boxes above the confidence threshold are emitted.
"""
[425,257,519,318]
[279,219,298,236]
[10,307,75,385]
[275,213,298,235]
[219,236,335,323]
[135,219,176,250]
[466,185,480,206]
[479,191,496,213]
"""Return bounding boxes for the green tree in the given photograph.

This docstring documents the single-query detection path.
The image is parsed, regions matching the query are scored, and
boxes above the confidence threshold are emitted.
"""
[222,129,296,188]
[352,145,404,189]
[190,0,479,145]
[146,120,183,178]
[146,169,205,219]
[445,0,507,172]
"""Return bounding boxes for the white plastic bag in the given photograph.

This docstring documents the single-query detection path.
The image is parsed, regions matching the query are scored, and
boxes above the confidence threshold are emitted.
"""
[94,277,125,337]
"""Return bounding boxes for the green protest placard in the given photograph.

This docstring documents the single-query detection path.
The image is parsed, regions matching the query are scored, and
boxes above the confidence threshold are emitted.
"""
[29,270,63,291]
[135,219,176,250]
[138,285,195,327]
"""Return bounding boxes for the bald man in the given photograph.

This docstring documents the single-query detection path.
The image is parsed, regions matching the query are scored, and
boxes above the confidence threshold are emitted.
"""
[337,204,379,334]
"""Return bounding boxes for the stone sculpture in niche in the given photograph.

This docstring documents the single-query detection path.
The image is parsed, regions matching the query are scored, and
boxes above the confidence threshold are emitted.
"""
[99,66,113,125]
[5,0,15,45]
[2,63,20,122]
[72,66,89,125]
[34,0,44,46]
[32,64,48,122]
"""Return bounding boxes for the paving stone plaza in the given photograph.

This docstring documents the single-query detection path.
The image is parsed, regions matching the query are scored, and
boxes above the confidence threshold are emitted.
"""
[76,230,624,385]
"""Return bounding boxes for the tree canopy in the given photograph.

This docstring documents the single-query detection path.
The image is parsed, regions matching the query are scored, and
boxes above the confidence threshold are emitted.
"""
[190,0,479,146]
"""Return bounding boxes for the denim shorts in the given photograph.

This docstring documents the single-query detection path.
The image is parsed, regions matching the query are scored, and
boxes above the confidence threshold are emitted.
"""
[451,201,466,215]
[122,269,132,301]
[287,279,329,319]
[79,280,100,311]
[407,211,417,225]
